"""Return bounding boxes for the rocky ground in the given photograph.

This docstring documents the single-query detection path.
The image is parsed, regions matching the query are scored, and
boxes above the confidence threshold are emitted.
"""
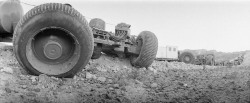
[0,46,250,103]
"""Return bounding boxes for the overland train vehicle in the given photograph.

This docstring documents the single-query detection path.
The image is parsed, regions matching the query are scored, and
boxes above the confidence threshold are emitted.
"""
[0,0,158,77]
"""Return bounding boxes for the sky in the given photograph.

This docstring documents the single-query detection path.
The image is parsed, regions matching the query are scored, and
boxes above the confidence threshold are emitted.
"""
[10,0,250,52]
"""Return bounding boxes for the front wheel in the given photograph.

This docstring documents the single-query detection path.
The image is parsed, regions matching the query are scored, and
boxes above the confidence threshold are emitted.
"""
[130,31,158,68]
[13,3,94,78]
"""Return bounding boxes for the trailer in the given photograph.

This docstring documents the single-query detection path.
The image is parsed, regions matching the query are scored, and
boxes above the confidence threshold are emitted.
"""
[155,46,196,64]
[0,1,158,77]
[156,46,217,66]
[156,46,179,61]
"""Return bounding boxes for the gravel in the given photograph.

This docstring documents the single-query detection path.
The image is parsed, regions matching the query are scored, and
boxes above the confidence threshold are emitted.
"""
[0,48,250,102]
[0,67,13,74]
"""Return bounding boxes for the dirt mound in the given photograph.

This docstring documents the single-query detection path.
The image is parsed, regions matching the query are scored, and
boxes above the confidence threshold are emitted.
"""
[241,51,250,66]
[0,48,250,102]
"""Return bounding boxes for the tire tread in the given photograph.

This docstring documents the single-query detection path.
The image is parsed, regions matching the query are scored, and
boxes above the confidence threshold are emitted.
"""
[131,31,158,68]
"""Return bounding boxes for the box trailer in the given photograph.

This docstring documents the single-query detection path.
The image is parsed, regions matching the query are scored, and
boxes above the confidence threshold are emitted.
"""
[156,46,196,64]
[156,46,179,61]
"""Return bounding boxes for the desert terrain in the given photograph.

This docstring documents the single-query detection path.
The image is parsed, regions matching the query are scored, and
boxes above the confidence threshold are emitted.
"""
[0,44,250,103]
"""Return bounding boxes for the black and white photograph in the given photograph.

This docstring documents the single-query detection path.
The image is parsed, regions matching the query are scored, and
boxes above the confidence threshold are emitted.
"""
[0,0,250,102]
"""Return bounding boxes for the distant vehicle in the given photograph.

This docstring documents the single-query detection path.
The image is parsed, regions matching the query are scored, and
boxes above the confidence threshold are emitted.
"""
[156,46,179,61]
[229,55,244,66]
[193,54,215,66]
[156,46,215,66]
[155,46,195,64]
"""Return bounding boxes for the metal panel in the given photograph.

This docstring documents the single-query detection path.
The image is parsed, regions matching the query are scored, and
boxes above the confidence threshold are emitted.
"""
[166,46,178,59]
[156,46,178,60]
[156,46,167,58]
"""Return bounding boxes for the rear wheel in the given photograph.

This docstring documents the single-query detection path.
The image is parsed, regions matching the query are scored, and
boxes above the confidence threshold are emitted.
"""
[130,31,158,68]
[13,3,94,77]
[89,18,105,30]
[179,52,195,64]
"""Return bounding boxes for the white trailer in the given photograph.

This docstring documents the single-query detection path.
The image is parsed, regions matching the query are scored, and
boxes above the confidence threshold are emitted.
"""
[156,45,179,61]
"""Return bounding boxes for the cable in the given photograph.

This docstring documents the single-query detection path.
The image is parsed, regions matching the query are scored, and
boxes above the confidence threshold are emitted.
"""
[20,1,117,26]
[20,1,36,7]
[106,22,116,26]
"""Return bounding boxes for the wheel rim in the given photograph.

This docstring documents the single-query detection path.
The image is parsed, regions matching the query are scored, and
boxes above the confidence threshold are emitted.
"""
[183,55,192,63]
[43,40,63,60]
[26,27,80,75]
[184,56,190,62]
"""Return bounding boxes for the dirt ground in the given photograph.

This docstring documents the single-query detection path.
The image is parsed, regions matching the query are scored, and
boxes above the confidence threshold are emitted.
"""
[0,46,250,103]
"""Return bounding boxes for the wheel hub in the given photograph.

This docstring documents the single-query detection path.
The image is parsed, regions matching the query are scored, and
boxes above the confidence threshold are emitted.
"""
[27,27,80,75]
[185,56,190,61]
[43,41,62,60]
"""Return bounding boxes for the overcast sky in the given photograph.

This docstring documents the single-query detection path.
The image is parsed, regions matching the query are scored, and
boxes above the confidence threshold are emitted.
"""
[15,0,250,52]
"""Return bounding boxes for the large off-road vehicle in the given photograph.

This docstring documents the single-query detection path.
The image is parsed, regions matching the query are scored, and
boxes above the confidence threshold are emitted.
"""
[89,18,158,67]
[0,1,158,77]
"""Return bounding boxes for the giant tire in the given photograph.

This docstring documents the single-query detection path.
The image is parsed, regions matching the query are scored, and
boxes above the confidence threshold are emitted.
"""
[89,18,105,30]
[13,3,94,78]
[130,31,158,68]
[179,52,195,64]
